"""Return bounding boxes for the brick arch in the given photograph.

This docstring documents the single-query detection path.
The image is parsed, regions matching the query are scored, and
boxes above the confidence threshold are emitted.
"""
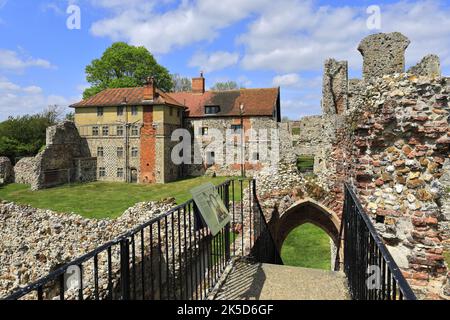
[271,198,341,254]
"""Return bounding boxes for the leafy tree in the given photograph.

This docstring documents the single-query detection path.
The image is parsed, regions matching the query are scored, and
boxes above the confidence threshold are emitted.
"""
[83,42,173,99]
[171,74,192,92]
[210,81,242,91]
[0,106,62,162]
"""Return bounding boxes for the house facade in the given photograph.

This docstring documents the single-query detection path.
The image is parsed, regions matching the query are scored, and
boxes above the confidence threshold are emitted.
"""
[71,74,281,183]
[71,78,185,184]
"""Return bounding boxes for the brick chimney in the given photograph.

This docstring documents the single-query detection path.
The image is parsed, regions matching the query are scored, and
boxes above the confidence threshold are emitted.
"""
[192,72,205,94]
[143,77,156,101]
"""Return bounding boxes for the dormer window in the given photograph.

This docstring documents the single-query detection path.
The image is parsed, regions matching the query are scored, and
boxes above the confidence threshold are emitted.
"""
[205,105,220,115]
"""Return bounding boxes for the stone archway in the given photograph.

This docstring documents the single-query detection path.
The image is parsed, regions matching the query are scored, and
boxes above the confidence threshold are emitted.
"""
[270,198,341,266]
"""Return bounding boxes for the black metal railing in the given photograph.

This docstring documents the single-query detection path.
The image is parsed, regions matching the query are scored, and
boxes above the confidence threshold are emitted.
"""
[3,178,280,301]
[335,183,416,300]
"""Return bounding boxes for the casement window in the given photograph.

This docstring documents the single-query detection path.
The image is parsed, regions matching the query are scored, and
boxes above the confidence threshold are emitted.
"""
[117,106,124,116]
[177,109,181,117]
[253,152,260,161]
[131,125,139,136]
[97,147,104,157]
[117,147,124,158]
[117,126,124,136]
[201,127,209,136]
[205,105,220,115]
[231,124,242,133]
[131,106,138,116]
[99,167,106,177]
[117,168,124,178]
[169,107,173,116]
[131,147,139,158]
[97,107,104,117]
[92,126,99,136]
[102,126,109,136]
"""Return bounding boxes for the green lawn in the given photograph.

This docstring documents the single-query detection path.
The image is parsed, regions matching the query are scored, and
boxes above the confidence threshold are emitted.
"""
[296,156,315,173]
[0,177,246,219]
[281,223,331,270]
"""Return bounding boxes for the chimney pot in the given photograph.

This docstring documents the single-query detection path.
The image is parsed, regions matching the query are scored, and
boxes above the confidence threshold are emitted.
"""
[192,72,205,94]
[143,76,156,101]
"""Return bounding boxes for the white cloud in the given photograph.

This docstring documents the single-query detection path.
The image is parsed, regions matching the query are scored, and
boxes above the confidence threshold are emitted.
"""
[0,49,54,72]
[189,51,239,73]
[240,0,450,73]
[273,74,301,87]
[89,0,271,54]
[0,77,77,120]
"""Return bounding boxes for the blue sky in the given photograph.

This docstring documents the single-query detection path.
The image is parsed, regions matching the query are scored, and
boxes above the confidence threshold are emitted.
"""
[1,0,450,121]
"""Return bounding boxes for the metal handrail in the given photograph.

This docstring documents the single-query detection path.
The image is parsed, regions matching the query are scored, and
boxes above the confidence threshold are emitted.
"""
[339,183,416,300]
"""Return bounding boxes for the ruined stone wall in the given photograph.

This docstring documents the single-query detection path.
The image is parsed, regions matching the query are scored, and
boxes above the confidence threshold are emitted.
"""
[343,73,449,299]
[358,32,410,80]
[14,121,95,190]
[322,59,348,115]
[0,157,13,184]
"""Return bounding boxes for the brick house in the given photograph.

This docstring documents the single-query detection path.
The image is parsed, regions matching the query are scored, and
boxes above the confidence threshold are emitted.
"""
[71,74,281,183]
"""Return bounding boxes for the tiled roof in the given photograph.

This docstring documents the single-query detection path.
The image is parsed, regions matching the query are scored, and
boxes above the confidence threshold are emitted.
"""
[169,88,280,118]
[70,87,185,108]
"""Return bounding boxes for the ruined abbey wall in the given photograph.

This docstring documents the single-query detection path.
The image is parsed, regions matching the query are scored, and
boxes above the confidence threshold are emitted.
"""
[14,121,96,190]
[278,32,449,299]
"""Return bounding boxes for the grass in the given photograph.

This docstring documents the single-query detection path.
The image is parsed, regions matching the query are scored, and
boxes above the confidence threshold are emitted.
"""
[444,250,450,267]
[0,177,247,219]
[291,127,301,135]
[281,223,331,270]
[296,156,315,173]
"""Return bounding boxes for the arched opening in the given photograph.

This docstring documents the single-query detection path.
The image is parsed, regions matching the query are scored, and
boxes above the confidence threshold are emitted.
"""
[272,198,341,270]
[281,223,332,270]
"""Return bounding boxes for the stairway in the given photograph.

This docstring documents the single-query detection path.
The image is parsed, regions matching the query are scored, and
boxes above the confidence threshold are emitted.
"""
[213,260,350,300]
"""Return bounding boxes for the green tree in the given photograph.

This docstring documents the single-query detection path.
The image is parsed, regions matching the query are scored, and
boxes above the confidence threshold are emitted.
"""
[0,106,61,162]
[83,42,173,99]
[210,81,242,91]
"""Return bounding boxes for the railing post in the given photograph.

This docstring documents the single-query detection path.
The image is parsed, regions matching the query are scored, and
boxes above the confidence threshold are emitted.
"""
[224,182,231,261]
[120,238,131,300]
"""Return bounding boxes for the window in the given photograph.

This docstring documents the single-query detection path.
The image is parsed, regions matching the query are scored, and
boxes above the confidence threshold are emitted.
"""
[253,152,260,161]
[131,125,139,136]
[131,106,138,116]
[92,126,99,136]
[117,126,124,136]
[97,147,104,157]
[177,109,180,117]
[201,127,209,136]
[206,152,215,165]
[97,107,104,117]
[205,105,220,115]
[117,147,124,158]
[169,107,173,116]
[102,126,109,136]
[99,167,106,177]
[231,124,242,133]
[131,147,139,158]
[117,106,124,116]
[117,168,124,178]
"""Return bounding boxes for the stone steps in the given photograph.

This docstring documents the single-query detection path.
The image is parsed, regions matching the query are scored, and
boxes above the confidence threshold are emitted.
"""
[214,260,350,300]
